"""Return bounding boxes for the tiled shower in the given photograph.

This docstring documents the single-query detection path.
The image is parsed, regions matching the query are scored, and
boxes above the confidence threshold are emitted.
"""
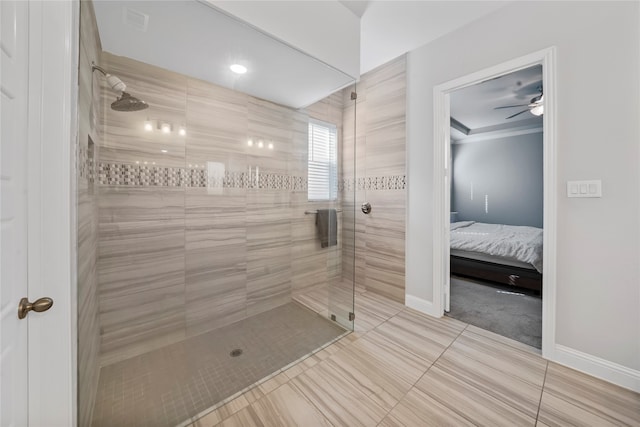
[77,1,407,426]
[94,51,355,366]
[77,1,358,425]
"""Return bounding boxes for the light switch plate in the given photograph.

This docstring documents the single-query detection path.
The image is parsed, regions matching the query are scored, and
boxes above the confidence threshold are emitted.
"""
[567,180,602,198]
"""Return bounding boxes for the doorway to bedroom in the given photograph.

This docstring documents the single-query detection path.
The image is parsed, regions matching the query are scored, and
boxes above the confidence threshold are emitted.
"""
[446,64,544,349]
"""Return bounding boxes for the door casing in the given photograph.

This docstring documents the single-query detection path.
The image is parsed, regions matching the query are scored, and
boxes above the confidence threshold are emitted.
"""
[432,47,557,359]
[25,1,79,424]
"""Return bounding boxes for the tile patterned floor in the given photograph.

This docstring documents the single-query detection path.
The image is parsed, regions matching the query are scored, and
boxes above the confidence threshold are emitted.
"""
[92,303,346,427]
[190,288,640,427]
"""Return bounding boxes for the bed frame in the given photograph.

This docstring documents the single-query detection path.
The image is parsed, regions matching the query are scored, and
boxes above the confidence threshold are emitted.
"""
[450,255,542,295]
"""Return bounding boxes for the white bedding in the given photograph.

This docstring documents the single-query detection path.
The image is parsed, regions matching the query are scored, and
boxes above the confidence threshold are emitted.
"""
[450,221,543,273]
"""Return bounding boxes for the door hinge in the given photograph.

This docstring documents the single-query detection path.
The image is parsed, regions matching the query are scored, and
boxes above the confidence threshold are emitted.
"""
[330,314,336,321]
[350,91,357,100]
[348,312,355,321]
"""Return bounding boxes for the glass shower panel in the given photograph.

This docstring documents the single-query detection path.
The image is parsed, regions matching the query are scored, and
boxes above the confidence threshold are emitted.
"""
[89,50,190,427]
[326,83,356,330]
[79,1,357,425]
[175,1,358,422]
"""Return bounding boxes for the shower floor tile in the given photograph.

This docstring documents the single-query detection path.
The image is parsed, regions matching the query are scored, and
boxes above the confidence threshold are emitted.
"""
[91,302,346,427]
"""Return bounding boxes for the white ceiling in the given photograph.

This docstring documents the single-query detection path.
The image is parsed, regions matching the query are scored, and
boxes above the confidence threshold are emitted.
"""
[359,1,509,73]
[93,1,355,109]
[211,1,361,78]
[450,65,543,143]
[339,1,370,18]
[92,1,523,111]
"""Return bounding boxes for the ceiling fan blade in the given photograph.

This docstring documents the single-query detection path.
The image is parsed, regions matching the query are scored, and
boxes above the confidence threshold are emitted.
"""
[505,109,530,119]
[494,104,530,110]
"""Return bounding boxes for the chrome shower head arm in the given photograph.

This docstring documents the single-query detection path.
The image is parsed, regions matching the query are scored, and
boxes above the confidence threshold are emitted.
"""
[91,63,108,77]
[91,62,127,92]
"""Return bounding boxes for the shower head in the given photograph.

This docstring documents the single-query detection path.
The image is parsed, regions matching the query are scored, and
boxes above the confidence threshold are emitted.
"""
[92,63,149,112]
[111,92,149,112]
[105,74,127,92]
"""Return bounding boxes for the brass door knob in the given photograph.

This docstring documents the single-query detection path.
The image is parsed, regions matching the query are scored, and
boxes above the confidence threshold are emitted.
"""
[18,297,53,319]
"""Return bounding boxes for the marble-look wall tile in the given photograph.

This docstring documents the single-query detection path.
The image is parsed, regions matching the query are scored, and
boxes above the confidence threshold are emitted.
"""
[355,198,369,293]
[364,57,406,178]
[287,110,309,180]
[365,190,406,301]
[290,194,344,296]
[77,181,100,427]
[186,77,248,168]
[96,53,353,367]
[247,98,294,175]
[342,55,406,302]
[77,1,102,425]
[291,225,329,294]
[185,188,247,337]
[339,199,356,284]
[246,190,292,316]
[98,187,186,365]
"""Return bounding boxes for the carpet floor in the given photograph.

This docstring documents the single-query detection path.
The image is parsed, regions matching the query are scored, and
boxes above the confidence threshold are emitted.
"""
[447,276,542,349]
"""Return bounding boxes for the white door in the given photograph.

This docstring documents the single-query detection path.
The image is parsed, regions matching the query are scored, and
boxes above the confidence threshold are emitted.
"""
[1,1,30,425]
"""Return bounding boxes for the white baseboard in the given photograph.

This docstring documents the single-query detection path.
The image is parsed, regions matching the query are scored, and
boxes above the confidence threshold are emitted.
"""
[552,344,640,393]
[406,296,639,393]
[405,294,442,318]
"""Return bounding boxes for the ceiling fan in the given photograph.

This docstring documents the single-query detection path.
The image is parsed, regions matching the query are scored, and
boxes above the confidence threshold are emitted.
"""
[495,87,544,119]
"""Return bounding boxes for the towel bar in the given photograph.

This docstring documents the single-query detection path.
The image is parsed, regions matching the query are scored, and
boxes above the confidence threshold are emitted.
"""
[304,209,343,215]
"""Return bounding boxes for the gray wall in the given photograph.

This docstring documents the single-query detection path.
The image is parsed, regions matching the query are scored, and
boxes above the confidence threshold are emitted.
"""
[451,132,543,228]
[405,0,639,372]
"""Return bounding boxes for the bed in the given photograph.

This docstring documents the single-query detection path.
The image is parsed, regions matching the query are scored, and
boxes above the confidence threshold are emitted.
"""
[450,221,543,293]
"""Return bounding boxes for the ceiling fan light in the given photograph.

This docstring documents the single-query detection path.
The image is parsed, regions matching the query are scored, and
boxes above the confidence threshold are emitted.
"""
[531,105,544,116]
[530,94,543,104]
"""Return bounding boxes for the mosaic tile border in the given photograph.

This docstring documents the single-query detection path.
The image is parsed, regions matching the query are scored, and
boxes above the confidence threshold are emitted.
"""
[98,162,308,190]
[341,175,406,191]
[98,163,405,191]
[77,144,95,184]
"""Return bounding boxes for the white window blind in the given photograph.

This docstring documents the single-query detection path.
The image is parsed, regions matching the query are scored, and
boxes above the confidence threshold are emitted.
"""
[308,119,337,201]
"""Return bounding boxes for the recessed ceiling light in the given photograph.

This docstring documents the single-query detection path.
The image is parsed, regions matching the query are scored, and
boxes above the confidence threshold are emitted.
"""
[230,64,247,74]
[161,149,168,153]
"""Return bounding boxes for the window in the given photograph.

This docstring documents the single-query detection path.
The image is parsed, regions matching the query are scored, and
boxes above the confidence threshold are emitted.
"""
[308,119,337,201]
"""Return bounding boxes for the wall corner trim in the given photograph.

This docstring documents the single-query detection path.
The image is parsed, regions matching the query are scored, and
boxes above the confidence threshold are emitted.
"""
[552,344,640,393]
[405,294,441,318]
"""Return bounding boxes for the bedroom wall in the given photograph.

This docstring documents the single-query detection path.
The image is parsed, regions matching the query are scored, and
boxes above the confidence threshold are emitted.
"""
[406,0,639,379]
[451,132,543,228]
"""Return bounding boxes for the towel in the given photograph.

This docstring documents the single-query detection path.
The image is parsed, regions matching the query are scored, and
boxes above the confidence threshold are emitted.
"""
[316,209,337,248]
